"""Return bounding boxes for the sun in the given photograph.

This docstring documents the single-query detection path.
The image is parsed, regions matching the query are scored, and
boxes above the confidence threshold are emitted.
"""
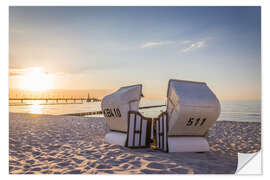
[22,68,52,91]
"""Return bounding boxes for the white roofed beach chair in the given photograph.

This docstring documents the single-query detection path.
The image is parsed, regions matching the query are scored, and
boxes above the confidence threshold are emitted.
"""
[101,84,152,148]
[153,79,221,152]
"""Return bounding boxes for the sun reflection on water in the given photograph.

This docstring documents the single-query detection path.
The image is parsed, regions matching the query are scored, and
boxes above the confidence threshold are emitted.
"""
[29,100,42,114]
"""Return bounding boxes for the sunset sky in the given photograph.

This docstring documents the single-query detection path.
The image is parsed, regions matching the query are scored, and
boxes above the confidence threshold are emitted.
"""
[9,6,261,100]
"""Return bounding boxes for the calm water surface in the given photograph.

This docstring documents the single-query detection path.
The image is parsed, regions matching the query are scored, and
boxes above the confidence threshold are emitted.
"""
[9,99,260,122]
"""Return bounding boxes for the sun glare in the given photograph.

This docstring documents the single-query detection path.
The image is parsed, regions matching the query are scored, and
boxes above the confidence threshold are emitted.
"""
[29,100,42,114]
[22,68,52,91]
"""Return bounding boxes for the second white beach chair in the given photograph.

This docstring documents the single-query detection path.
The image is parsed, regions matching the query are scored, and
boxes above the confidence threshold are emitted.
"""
[153,79,221,152]
[101,84,152,148]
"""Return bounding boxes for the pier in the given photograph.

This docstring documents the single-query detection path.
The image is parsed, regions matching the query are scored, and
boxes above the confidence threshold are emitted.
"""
[9,96,101,104]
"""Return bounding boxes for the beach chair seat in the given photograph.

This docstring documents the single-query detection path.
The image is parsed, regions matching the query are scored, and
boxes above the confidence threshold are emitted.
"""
[153,79,221,152]
[102,84,152,148]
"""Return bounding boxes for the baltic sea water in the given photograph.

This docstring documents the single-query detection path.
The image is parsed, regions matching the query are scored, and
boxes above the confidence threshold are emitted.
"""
[9,99,260,122]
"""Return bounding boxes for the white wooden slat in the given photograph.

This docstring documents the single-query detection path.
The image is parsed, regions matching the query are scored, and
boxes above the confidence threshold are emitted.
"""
[163,114,167,151]
[151,120,154,140]
[128,114,134,147]
[156,120,159,148]
[141,120,147,146]
[159,117,164,148]
[134,115,141,146]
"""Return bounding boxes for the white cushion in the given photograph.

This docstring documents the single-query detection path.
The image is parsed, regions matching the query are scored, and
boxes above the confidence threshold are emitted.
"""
[104,131,127,146]
[168,137,209,152]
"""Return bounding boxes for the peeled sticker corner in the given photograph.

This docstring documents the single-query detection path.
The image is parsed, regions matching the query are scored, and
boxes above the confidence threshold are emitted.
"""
[236,150,262,175]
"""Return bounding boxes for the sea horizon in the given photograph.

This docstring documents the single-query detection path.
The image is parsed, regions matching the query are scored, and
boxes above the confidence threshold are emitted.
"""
[9,99,261,122]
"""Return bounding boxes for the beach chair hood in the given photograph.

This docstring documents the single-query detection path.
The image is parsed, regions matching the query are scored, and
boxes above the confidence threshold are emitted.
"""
[101,84,142,132]
[167,79,221,136]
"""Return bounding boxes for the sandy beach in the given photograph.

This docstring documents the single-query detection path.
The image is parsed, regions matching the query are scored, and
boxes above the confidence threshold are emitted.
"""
[9,113,261,174]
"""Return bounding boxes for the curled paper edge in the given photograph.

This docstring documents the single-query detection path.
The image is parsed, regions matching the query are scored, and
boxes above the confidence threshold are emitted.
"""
[236,150,262,174]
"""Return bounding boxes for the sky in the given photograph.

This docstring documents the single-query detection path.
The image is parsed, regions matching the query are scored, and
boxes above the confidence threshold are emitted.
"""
[9,6,261,100]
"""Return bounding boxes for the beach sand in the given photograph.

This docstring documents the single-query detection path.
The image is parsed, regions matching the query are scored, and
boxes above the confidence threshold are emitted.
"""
[9,113,261,174]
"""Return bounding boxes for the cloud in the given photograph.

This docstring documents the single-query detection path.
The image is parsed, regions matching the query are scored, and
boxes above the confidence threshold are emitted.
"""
[141,41,175,48]
[141,40,206,52]
[182,41,205,53]
[181,40,193,44]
